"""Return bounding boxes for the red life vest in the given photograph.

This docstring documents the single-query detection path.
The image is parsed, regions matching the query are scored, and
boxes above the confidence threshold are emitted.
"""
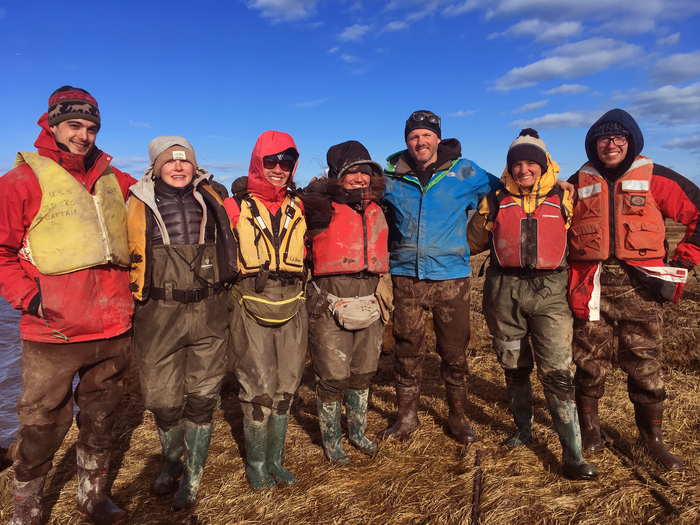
[312,201,389,275]
[491,192,568,270]
[568,156,665,262]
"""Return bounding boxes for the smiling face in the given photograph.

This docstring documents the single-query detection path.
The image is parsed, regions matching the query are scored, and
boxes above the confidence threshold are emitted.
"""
[596,135,629,169]
[50,119,98,155]
[406,128,440,170]
[342,169,371,190]
[262,157,292,187]
[511,160,543,189]
[160,159,194,188]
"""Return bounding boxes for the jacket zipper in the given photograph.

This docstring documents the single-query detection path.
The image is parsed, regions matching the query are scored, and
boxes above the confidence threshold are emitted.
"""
[362,212,369,270]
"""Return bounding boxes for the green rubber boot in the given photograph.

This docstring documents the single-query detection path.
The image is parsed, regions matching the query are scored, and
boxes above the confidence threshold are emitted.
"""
[152,424,185,496]
[267,414,297,485]
[505,374,533,447]
[344,389,377,456]
[242,421,276,490]
[317,399,350,465]
[172,424,213,509]
[545,394,598,481]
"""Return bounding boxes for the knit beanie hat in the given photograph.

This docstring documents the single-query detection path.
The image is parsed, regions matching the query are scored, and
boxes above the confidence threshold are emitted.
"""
[404,110,441,140]
[591,121,630,139]
[48,86,101,130]
[148,136,197,178]
[326,140,383,180]
[506,128,547,174]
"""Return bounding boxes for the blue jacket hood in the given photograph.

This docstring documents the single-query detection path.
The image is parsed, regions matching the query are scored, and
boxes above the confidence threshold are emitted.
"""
[585,109,644,173]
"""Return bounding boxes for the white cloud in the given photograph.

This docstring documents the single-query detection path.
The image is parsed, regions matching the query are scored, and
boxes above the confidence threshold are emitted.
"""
[340,54,360,63]
[382,21,408,32]
[544,84,589,95]
[448,110,476,117]
[662,136,700,152]
[494,38,643,91]
[199,162,248,173]
[328,47,339,53]
[112,156,150,174]
[650,51,700,85]
[630,83,700,125]
[657,33,680,46]
[512,100,549,114]
[129,120,150,128]
[492,19,582,43]
[338,24,370,42]
[509,110,600,130]
[443,0,485,16]
[296,97,332,108]
[246,0,319,22]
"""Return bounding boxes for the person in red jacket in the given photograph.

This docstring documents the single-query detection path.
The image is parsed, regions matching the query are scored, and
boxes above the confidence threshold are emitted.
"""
[568,108,700,472]
[224,130,308,490]
[303,141,389,465]
[0,86,136,525]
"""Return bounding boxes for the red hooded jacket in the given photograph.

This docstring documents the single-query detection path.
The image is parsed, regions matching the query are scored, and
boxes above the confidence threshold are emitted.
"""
[0,114,136,343]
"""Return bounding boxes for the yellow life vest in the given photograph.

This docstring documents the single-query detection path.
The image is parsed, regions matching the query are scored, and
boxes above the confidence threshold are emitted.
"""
[235,193,306,276]
[17,151,130,275]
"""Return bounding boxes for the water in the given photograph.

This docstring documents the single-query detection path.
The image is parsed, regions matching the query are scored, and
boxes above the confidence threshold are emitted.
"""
[0,299,22,447]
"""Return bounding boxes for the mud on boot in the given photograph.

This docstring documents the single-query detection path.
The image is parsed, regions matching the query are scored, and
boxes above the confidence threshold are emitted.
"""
[75,445,127,525]
[172,423,213,509]
[267,414,297,485]
[317,398,350,465]
[378,385,420,442]
[152,424,185,496]
[545,395,598,480]
[9,475,45,525]
[344,389,377,456]
[242,421,276,490]
[575,393,604,454]
[504,372,533,447]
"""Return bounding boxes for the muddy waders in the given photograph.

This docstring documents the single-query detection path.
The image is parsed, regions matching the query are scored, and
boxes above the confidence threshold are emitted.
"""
[634,401,683,472]
[545,395,598,480]
[75,445,127,525]
[9,475,46,525]
[344,388,377,455]
[505,371,533,447]
[152,424,185,496]
[242,421,276,490]
[317,399,351,465]
[575,393,603,453]
[267,414,297,485]
[378,385,421,441]
[171,423,213,509]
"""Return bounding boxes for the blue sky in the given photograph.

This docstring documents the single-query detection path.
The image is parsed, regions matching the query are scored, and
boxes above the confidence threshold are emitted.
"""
[1,0,700,188]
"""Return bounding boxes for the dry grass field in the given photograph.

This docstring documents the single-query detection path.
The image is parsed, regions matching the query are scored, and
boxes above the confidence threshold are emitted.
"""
[1,221,699,524]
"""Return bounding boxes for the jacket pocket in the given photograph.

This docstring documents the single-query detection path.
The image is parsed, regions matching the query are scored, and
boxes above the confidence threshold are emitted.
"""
[569,222,602,257]
[624,221,664,252]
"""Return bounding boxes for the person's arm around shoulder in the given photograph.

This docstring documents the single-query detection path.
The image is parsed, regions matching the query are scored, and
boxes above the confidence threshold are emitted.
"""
[467,194,491,255]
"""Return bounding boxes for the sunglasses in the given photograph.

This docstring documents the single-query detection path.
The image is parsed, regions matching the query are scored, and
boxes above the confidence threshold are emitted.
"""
[409,111,441,127]
[263,157,294,172]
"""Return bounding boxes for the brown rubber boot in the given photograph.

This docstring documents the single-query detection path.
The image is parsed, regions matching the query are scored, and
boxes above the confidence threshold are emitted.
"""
[576,393,604,453]
[378,385,420,441]
[445,385,478,445]
[634,402,683,472]
[9,475,45,525]
[76,445,127,525]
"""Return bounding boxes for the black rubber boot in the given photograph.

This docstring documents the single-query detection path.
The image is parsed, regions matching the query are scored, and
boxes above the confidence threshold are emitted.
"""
[378,385,421,441]
[75,445,127,525]
[445,385,478,445]
[575,393,604,453]
[634,402,683,472]
[9,474,45,525]
[152,424,185,496]
[172,423,213,509]
[344,389,378,456]
[505,373,533,447]
[317,399,350,465]
[545,394,598,481]
[242,421,276,490]
[267,414,297,485]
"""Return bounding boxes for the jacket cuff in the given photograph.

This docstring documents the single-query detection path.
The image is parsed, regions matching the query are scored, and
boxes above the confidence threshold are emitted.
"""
[27,291,42,317]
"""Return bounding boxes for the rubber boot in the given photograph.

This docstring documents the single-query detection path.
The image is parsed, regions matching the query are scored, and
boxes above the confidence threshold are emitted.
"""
[172,423,213,509]
[242,421,275,490]
[634,402,684,472]
[575,393,604,453]
[445,385,479,445]
[344,388,378,456]
[75,445,127,525]
[377,385,420,441]
[317,399,350,465]
[9,475,45,525]
[267,414,297,485]
[152,424,185,496]
[504,375,533,447]
[545,394,598,480]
